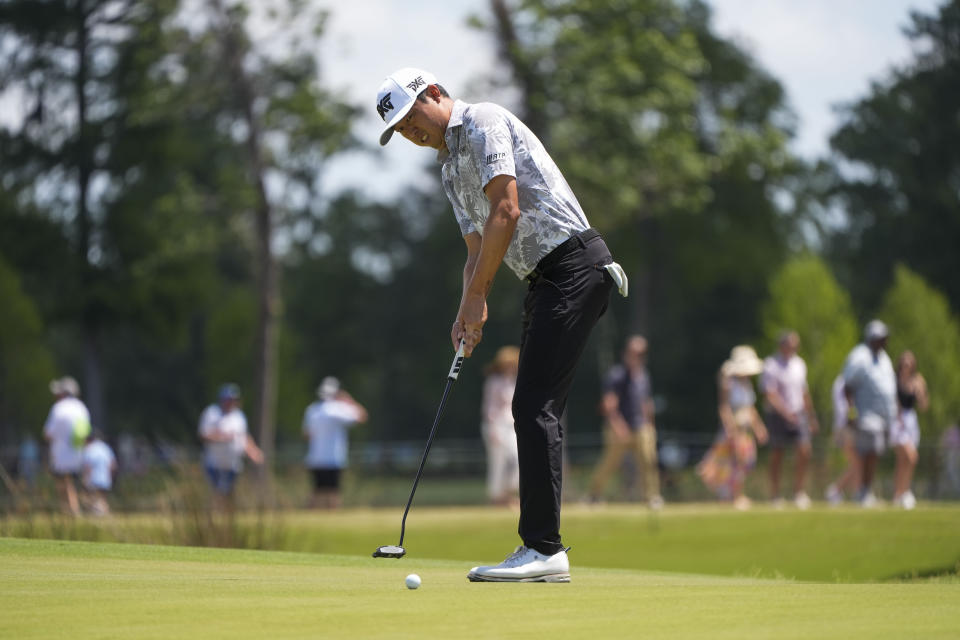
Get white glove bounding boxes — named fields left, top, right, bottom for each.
left=604, top=262, right=629, bottom=297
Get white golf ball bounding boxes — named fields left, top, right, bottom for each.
left=405, top=573, right=421, bottom=590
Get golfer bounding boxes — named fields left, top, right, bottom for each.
left=376, top=67, right=628, bottom=582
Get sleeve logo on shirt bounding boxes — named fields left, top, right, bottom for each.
left=485, top=152, right=506, bottom=164
left=377, top=93, right=394, bottom=120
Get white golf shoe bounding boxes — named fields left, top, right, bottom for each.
left=467, top=546, right=570, bottom=583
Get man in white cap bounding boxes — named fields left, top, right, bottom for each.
left=376, top=67, right=629, bottom=582
left=302, top=377, right=368, bottom=509
left=841, top=320, right=897, bottom=507
left=43, top=376, right=90, bottom=515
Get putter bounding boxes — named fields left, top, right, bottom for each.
left=373, top=340, right=466, bottom=559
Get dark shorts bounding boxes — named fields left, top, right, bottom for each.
left=765, top=411, right=811, bottom=449
left=311, top=468, right=342, bottom=490
left=205, top=466, right=238, bottom=495
left=53, top=471, right=80, bottom=481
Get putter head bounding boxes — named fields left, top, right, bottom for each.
left=372, top=545, right=406, bottom=559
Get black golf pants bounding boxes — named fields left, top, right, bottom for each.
left=513, top=229, right=614, bottom=556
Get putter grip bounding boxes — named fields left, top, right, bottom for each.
left=448, top=341, right=466, bottom=380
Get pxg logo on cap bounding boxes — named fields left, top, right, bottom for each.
left=376, top=67, right=437, bottom=146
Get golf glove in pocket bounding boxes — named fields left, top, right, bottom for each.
left=604, top=262, right=629, bottom=297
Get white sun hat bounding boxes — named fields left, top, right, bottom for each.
left=721, top=345, right=764, bottom=378
left=376, top=67, right=438, bottom=146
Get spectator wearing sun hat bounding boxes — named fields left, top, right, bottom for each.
left=303, top=377, right=368, bottom=509
left=198, top=383, right=263, bottom=511
left=841, top=320, right=897, bottom=507
left=698, top=346, right=769, bottom=510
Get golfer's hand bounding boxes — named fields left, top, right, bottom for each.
left=458, top=293, right=488, bottom=357
left=451, top=320, right=465, bottom=352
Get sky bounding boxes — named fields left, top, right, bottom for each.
left=311, top=0, right=942, bottom=201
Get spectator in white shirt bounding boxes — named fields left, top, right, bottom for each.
left=82, top=430, right=117, bottom=516
left=198, top=384, right=263, bottom=512
left=761, top=331, right=819, bottom=509
left=825, top=374, right=860, bottom=504
left=842, top=320, right=897, bottom=507
left=303, top=377, right=368, bottom=509
left=43, top=376, right=89, bottom=516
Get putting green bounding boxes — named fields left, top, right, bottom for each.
left=1, top=538, right=958, bottom=639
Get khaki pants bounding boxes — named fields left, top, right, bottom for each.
left=590, top=424, right=660, bottom=501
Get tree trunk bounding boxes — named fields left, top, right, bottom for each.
left=489, top=0, right=549, bottom=141
left=212, top=0, right=279, bottom=499
left=74, top=1, right=105, bottom=430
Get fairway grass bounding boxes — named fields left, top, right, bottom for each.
left=1, top=538, right=958, bottom=639
left=4, top=502, right=960, bottom=583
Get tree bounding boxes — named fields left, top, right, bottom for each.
left=826, top=1, right=960, bottom=312
left=0, top=256, right=56, bottom=448
left=195, top=0, right=356, bottom=471
left=759, top=255, right=859, bottom=428
left=0, top=0, right=220, bottom=434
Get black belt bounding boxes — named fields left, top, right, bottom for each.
left=525, top=228, right=600, bottom=282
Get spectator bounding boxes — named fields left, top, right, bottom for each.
left=841, top=320, right=897, bottom=507
left=891, top=350, right=929, bottom=510
left=481, top=347, right=521, bottom=507
left=588, top=335, right=663, bottom=508
left=303, top=377, right=368, bottom=509
left=17, top=433, right=39, bottom=490
left=43, top=376, right=89, bottom=516
left=761, top=331, right=819, bottom=509
left=82, top=430, right=117, bottom=516
left=198, top=384, right=263, bottom=511
left=698, top=346, right=768, bottom=510
left=825, top=374, right=860, bottom=504
left=939, top=422, right=960, bottom=497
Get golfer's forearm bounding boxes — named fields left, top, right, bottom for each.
left=461, top=255, right=478, bottom=306
left=467, top=208, right=517, bottom=298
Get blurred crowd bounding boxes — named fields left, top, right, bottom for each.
left=697, top=320, right=940, bottom=510
left=9, top=320, right=960, bottom=516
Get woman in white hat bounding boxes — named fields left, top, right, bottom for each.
left=698, top=346, right=769, bottom=509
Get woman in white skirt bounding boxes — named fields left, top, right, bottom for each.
left=891, top=350, right=928, bottom=509
left=481, top=346, right=521, bottom=507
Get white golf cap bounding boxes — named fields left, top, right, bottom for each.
left=864, top=319, right=889, bottom=341
left=376, top=67, right=438, bottom=146
left=318, top=376, right=340, bottom=400
left=49, top=376, right=80, bottom=397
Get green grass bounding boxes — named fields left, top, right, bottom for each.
left=270, top=503, right=960, bottom=582
left=4, top=503, right=960, bottom=582
left=1, top=537, right=958, bottom=639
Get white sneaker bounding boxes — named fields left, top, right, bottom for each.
left=794, top=492, right=812, bottom=510
left=825, top=484, right=843, bottom=506
left=896, top=491, right=917, bottom=510
left=648, top=495, right=665, bottom=510
left=859, top=491, right=879, bottom=508
left=467, top=546, right=570, bottom=583
left=771, top=497, right=786, bottom=510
